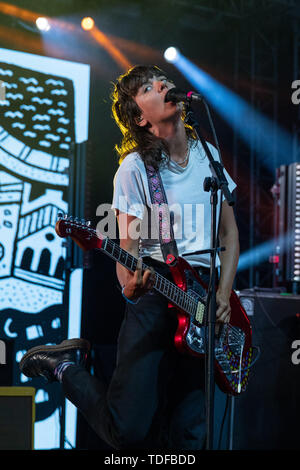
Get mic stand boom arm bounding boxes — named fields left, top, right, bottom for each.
left=185, top=105, right=235, bottom=450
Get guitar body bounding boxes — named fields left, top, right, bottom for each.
left=167, top=256, right=252, bottom=396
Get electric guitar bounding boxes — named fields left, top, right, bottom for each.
left=55, top=214, right=253, bottom=396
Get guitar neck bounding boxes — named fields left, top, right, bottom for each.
left=98, top=234, right=198, bottom=317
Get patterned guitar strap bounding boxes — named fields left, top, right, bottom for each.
left=145, top=164, right=178, bottom=266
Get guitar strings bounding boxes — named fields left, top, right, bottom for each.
left=94, top=231, right=201, bottom=315
left=63, top=218, right=198, bottom=312
left=222, top=346, right=260, bottom=374
left=77, top=224, right=252, bottom=367
left=80, top=228, right=248, bottom=335
left=65, top=220, right=254, bottom=391
left=104, top=237, right=250, bottom=355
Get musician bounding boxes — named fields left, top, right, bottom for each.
left=20, top=65, right=239, bottom=450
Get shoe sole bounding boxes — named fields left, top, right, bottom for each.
left=19, top=338, right=90, bottom=372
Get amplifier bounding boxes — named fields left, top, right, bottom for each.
left=232, top=290, right=300, bottom=450
left=0, top=387, right=35, bottom=450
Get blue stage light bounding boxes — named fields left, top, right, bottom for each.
left=165, top=51, right=293, bottom=172
left=164, top=47, right=180, bottom=63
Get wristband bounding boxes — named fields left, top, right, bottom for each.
left=121, top=286, right=140, bottom=304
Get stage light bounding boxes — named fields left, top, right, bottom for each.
left=164, top=47, right=180, bottom=63
left=166, top=52, right=294, bottom=172
left=237, top=233, right=291, bottom=273
left=90, top=26, right=131, bottom=70
left=36, top=17, right=50, bottom=31
left=81, top=17, right=95, bottom=31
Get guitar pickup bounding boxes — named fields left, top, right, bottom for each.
left=195, top=301, right=205, bottom=324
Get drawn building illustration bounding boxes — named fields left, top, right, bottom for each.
left=0, top=50, right=90, bottom=448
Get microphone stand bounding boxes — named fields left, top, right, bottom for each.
left=184, top=104, right=234, bottom=450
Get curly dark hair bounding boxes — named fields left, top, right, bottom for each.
left=111, top=64, right=195, bottom=169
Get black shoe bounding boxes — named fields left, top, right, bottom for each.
left=19, top=338, right=90, bottom=382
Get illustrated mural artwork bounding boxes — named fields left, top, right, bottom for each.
left=0, top=52, right=90, bottom=445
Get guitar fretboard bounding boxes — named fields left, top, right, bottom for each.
left=95, top=232, right=201, bottom=317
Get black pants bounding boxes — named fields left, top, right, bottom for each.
left=62, top=260, right=211, bottom=450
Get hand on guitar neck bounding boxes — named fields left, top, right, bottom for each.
left=116, top=212, right=155, bottom=302
left=121, top=257, right=155, bottom=302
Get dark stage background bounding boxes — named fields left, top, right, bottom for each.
left=0, top=0, right=300, bottom=451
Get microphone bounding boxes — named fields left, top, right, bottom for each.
left=164, top=87, right=204, bottom=103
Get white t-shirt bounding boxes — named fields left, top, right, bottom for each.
left=111, top=140, right=236, bottom=268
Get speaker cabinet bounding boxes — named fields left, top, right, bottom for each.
left=232, top=290, right=300, bottom=450
left=0, top=387, right=35, bottom=450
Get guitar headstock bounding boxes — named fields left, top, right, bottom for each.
left=55, top=213, right=104, bottom=251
